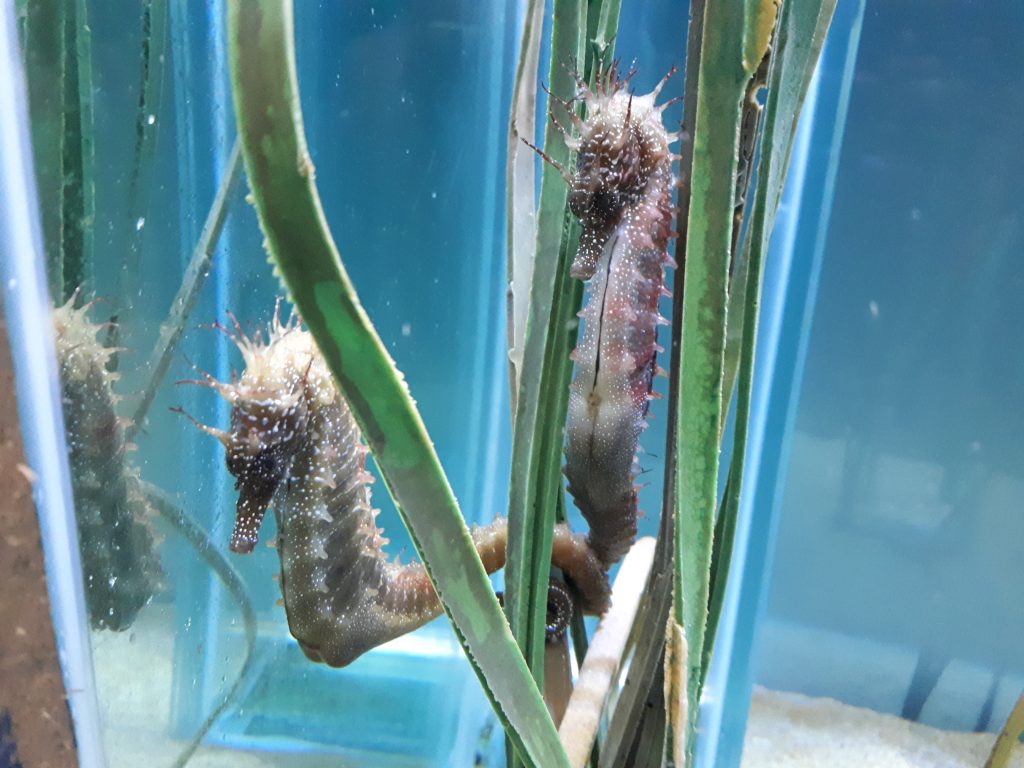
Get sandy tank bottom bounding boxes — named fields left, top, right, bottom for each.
left=89, top=607, right=1023, bottom=767
left=744, top=687, right=1024, bottom=768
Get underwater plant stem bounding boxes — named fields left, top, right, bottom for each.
left=673, top=0, right=776, bottom=761
left=225, top=3, right=567, bottom=766
left=703, top=0, right=839, bottom=691
left=504, top=0, right=625, bottom=732
left=141, top=484, right=256, bottom=768
left=127, top=138, right=242, bottom=439
left=123, top=0, right=168, bottom=299
left=558, top=538, right=656, bottom=768
left=504, top=0, right=587, bottom=705
left=598, top=3, right=705, bottom=766
left=505, top=0, right=545, bottom=415
left=587, top=0, right=623, bottom=63
left=986, top=693, right=1024, bottom=768
left=60, top=0, right=94, bottom=298
left=702, top=462, right=736, bottom=686
left=23, top=0, right=66, bottom=300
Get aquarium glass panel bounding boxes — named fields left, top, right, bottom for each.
left=752, top=0, right=1024, bottom=748
left=27, top=1, right=550, bottom=764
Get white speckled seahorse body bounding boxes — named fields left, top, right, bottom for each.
left=561, top=66, right=678, bottom=567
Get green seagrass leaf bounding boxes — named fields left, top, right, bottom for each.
left=225, top=3, right=569, bottom=766
left=706, top=0, right=839, bottom=700
left=672, top=1, right=752, bottom=760
left=677, top=0, right=837, bottom=762
left=503, top=0, right=623, bottom=732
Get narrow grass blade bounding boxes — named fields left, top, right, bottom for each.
left=225, top=3, right=567, bottom=765
left=127, top=138, right=242, bottom=439
left=504, top=0, right=587, bottom=688
left=986, top=693, right=1024, bottom=768
left=505, top=0, right=545, bottom=414
left=702, top=462, right=735, bottom=684
left=720, top=0, right=837, bottom=427
left=141, top=483, right=256, bottom=768
left=123, top=0, right=169, bottom=300
left=587, top=0, right=622, bottom=64
left=673, top=0, right=777, bottom=761
left=654, top=1, right=707, bottom=762
left=505, top=7, right=622, bottom=765
left=703, top=0, right=838, bottom=691
left=61, top=0, right=94, bottom=297
left=23, top=0, right=66, bottom=300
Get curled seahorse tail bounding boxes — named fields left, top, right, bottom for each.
left=551, top=524, right=612, bottom=613
left=472, top=518, right=611, bottom=614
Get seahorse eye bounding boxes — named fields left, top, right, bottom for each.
left=590, top=189, right=621, bottom=217
left=569, top=188, right=592, bottom=218
left=249, top=447, right=281, bottom=480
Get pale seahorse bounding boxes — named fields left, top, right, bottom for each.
left=551, top=64, right=679, bottom=568
left=185, top=312, right=610, bottom=667
left=53, top=298, right=162, bottom=630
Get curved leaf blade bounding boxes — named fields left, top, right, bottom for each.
left=225, top=3, right=568, bottom=766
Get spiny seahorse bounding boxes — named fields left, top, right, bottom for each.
left=185, top=312, right=610, bottom=667
left=537, top=64, right=679, bottom=568
left=53, top=297, right=162, bottom=630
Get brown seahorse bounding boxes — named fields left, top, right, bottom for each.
left=184, top=312, right=610, bottom=667
left=53, top=297, right=162, bottom=630
left=537, top=64, right=679, bottom=568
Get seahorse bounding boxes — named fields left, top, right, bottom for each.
left=185, top=312, right=610, bottom=667
left=53, top=297, right=162, bottom=630
left=548, top=64, right=679, bottom=568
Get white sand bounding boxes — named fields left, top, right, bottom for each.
left=744, top=687, right=1024, bottom=768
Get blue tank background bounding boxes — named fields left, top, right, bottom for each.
left=9, top=0, right=1022, bottom=765
left=73, top=0, right=692, bottom=763
left=754, top=0, right=1024, bottom=735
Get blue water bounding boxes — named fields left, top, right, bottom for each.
left=12, top=0, right=1022, bottom=765
left=73, top=0, right=691, bottom=764
left=81, top=1, right=530, bottom=764
left=707, top=1, right=1024, bottom=765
